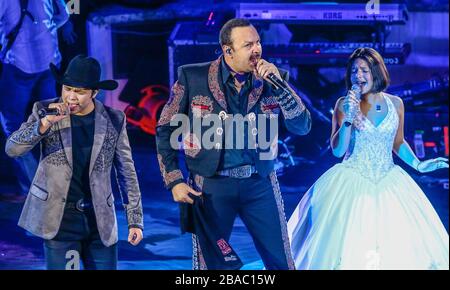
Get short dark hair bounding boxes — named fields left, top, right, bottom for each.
left=219, top=18, right=252, bottom=47
left=345, top=47, right=390, bottom=93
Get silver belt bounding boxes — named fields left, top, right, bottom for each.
left=216, top=165, right=257, bottom=179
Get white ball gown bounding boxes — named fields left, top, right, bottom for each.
left=287, top=94, right=449, bottom=270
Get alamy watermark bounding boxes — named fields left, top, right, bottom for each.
left=366, top=0, right=380, bottom=15
left=66, top=0, right=80, bottom=15
left=65, top=250, right=80, bottom=270
left=168, top=113, right=280, bottom=161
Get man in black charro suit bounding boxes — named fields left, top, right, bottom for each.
left=156, top=19, right=311, bottom=270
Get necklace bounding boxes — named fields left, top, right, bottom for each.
left=373, top=93, right=383, bottom=112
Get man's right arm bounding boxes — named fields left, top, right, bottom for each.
left=5, top=102, right=51, bottom=157
left=155, top=67, right=190, bottom=190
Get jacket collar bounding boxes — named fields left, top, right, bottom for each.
left=208, top=55, right=263, bottom=113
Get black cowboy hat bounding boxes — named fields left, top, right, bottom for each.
left=50, top=54, right=118, bottom=90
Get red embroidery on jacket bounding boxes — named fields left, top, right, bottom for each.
left=217, top=239, right=232, bottom=256
left=183, top=133, right=201, bottom=158
left=158, top=81, right=185, bottom=126
left=191, top=95, right=214, bottom=118
left=157, top=154, right=183, bottom=186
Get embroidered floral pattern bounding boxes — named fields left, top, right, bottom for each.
left=45, top=151, right=69, bottom=166
left=93, top=124, right=119, bottom=173
left=208, top=58, right=227, bottom=110
left=183, top=133, right=201, bottom=158
left=269, top=171, right=296, bottom=270
left=165, top=170, right=184, bottom=185
left=126, top=206, right=144, bottom=229
left=42, top=131, right=69, bottom=166
left=9, top=121, right=42, bottom=144
left=158, top=81, right=185, bottom=126
left=192, top=234, right=208, bottom=270
left=274, top=88, right=307, bottom=120
left=260, top=96, right=281, bottom=118
left=292, top=91, right=307, bottom=112
left=42, top=131, right=62, bottom=156
left=157, top=154, right=184, bottom=186
left=191, top=95, right=214, bottom=118
left=342, top=94, right=398, bottom=183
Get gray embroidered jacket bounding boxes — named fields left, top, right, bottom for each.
left=5, top=98, right=143, bottom=246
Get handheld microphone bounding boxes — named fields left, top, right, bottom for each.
left=250, top=57, right=288, bottom=90
left=350, top=84, right=362, bottom=100
left=267, top=73, right=288, bottom=91
left=37, top=108, right=61, bottom=118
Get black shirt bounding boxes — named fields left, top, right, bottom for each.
left=67, top=109, right=95, bottom=203
left=217, top=58, right=256, bottom=170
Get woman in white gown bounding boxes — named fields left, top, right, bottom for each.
left=287, top=47, right=449, bottom=270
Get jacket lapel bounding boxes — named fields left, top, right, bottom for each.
left=207, top=55, right=264, bottom=113
left=58, top=116, right=73, bottom=170
left=89, top=100, right=108, bottom=175
left=208, top=56, right=228, bottom=111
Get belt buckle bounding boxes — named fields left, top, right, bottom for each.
left=76, top=199, right=87, bottom=212
left=231, top=165, right=252, bottom=179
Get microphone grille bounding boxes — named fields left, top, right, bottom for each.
left=37, top=108, right=46, bottom=118
left=351, top=84, right=361, bottom=94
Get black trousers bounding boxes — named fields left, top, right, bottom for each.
left=193, top=173, right=294, bottom=270
left=43, top=207, right=117, bottom=270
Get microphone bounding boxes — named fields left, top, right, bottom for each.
left=250, top=57, right=288, bottom=90
left=350, top=84, right=362, bottom=100
left=267, top=73, right=288, bottom=91
left=37, top=108, right=61, bottom=118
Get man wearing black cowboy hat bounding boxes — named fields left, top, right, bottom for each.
left=5, top=55, right=144, bottom=270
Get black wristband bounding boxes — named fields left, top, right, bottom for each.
left=343, top=121, right=352, bottom=127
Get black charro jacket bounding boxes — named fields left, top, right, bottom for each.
left=156, top=56, right=311, bottom=190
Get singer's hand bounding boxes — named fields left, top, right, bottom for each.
left=342, top=91, right=360, bottom=124
left=128, top=227, right=143, bottom=246
left=39, top=103, right=69, bottom=134
left=255, top=59, right=281, bottom=85
left=417, top=157, right=449, bottom=173
left=171, top=183, right=202, bottom=204
left=47, top=103, right=70, bottom=122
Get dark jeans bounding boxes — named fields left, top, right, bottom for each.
left=0, top=64, right=56, bottom=195
left=200, top=174, right=291, bottom=270
left=43, top=207, right=117, bottom=270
